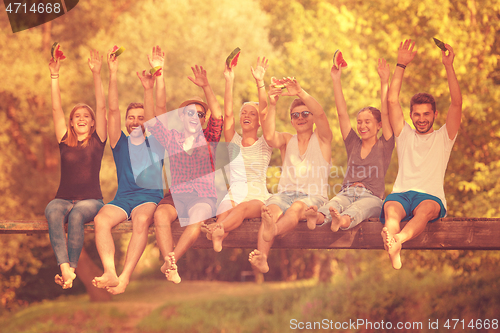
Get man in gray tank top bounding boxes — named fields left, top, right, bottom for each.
left=249, top=76, right=333, bottom=274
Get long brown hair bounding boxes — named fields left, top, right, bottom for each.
left=62, top=103, right=96, bottom=147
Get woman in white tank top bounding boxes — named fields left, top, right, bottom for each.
left=201, top=57, right=273, bottom=252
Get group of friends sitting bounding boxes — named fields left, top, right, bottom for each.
left=45, top=39, right=462, bottom=294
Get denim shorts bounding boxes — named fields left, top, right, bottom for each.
left=380, top=190, right=446, bottom=223
left=107, top=194, right=162, bottom=219
left=266, top=191, right=327, bottom=214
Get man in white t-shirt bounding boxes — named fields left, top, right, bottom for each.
left=380, top=39, right=462, bottom=269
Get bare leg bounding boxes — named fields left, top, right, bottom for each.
left=154, top=204, right=178, bottom=276
left=106, top=203, right=156, bottom=295
left=213, top=200, right=263, bottom=252
left=249, top=205, right=281, bottom=273
left=330, top=207, right=351, bottom=232
left=92, top=205, right=127, bottom=288
left=381, top=201, right=405, bottom=269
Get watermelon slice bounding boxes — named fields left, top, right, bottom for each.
left=111, top=45, right=125, bottom=57
left=270, top=77, right=286, bottom=89
left=432, top=37, right=447, bottom=51
left=51, top=42, right=66, bottom=61
left=333, top=49, right=347, bottom=69
left=150, top=66, right=162, bottom=77
left=226, top=47, right=241, bottom=68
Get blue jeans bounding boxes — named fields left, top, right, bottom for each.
left=45, top=198, right=104, bottom=268
left=266, top=191, right=327, bottom=214
left=317, top=186, right=383, bottom=230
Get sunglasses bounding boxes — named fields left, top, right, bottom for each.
left=184, top=109, right=206, bottom=118
left=290, top=111, right=311, bottom=119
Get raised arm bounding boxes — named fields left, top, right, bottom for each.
left=251, top=56, right=269, bottom=131
left=223, top=63, right=235, bottom=141
left=377, top=58, right=393, bottom=140
left=49, top=58, right=67, bottom=143
left=107, top=49, right=121, bottom=148
left=188, top=65, right=222, bottom=119
left=388, top=39, right=416, bottom=137
left=88, top=50, right=107, bottom=142
left=137, top=70, right=155, bottom=123
left=442, top=44, right=462, bottom=140
left=282, top=77, right=333, bottom=144
left=148, top=45, right=166, bottom=116
left=330, top=65, right=351, bottom=140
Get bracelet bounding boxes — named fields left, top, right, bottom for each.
left=257, top=84, right=265, bottom=89
left=396, top=63, right=406, bottom=69
left=51, top=74, right=59, bottom=79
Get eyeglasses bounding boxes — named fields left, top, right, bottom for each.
left=184, top=109, right=206, bottom=118
left=290, top=111, right=311, bottom=119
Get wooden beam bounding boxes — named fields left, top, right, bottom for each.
left=1, top=218, right=499, bottom=250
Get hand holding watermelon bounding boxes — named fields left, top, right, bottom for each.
left=397, top=39, right=417, bottom=66
left=441, top=44, right=455, bottom=67
left=88, top=49, right=103, bottom=74
left=268, top=79, right=283, bottom=106
left=48, top=57, right=61, bottom=75
left=107, top=47, right=119, bottom=74
left=280, top=77, right=303, bottom=97
left=224, top=62, right=234, bottom=82
left=330, top=62, right=342, bottom=82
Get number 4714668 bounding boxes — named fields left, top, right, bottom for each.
left=444, top=319, right=498, bottom=330
left=5, top=2, right=62, bottom=14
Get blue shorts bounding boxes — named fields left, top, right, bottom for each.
left=380, top=190, right=446, bottom=223
left=266, top=191, right=327, bottom=214
left=107, top=194, right=162, bottom=219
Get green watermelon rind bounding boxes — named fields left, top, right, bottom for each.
left=226, top=47, right=241, bottom=67
left=432, top=37, right=447, bottom=51
left=51, top=42, right=59, bottom=59
left=112, top=46, right=125, bottom=57
left=150, top=66, right=162, bottom=76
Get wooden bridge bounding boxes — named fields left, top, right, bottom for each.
left=2, top=217, right=499, bottom=250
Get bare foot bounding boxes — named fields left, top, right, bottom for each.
left=60, top=265, right=76, bottom=289
left=92, top=272, right=119, bottom=289
left=201, top=222, right=213, bottom=240
left=330, top=207, right=350, bottom=232
left=305, top=205, right=319, bottom=230
left=381, top=227, right=402, bottom=270
left=106, top=276, right=129, bottom=295
left=261, top=206, right=277, bottom=242
left=212, top=223, right=225, bottom=252
left=162, top=252, right=181, bottom=284
left=248, top=249, right=269, bottom=273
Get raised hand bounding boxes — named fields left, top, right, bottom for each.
left=224, top=63, right=234, bottom=82
left=88, top=49, right=102, bottom=74
left=49, top=57, right=60, bottom=74
left=377, top=58, right=390, bottom=83
left=442, top=44, right=455, bottom=67
left=330, top=64, right=342, bottom=82
left=268, top=86, right=283, bottom=106
left=397, top=39, right=417, bottom=66
left=148, top=45, right=165, bottom=69
left=107, top=47, right=118, bottom=74
left=281, top=77, right=303, bottom=96
left=187, top=65, right=209, bottom=87
left=251, top=57, right=269, bottom=82
left=137, top=70, right=155, bottom=90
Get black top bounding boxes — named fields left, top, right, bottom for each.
left=55, top=131, right=106, bottom=200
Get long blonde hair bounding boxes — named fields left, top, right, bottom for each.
left=62, top=103, right=96, bottom=147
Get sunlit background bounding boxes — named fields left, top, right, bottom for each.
left=1, top=0, right=499, bottom=331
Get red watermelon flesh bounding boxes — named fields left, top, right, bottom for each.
left=226, top=47, right=241, bottom=68
left=51, top=43, right=66, bottom=61
left=111, top=45, right=125, bottom=57
left=333, top=49, right=347, bottom=69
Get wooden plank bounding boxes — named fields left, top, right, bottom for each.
left=1, top=218, right=500, bottom=250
